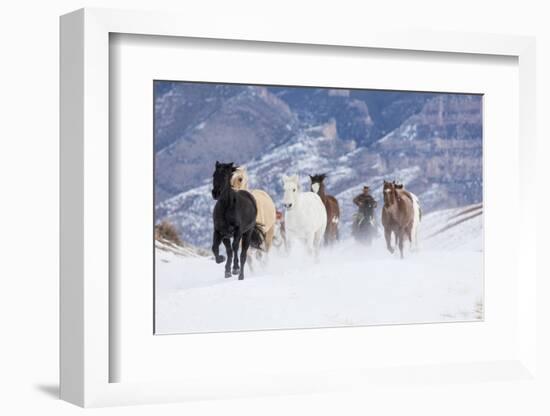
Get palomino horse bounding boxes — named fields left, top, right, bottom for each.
left=230, top=166, right=277, bottom=253
left=309, top=173, right=340, bottom=245
left=282, top=174, right=327, bottom=259
left=381, top=180, right=417, bottom=259
left=211, top=162, right=265, bottom=280
left=351, top=186, right=378, bottom=245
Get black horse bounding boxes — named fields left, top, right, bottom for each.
left=211, top=161, right=265, bottom=280
left=351, top=187, right=378, bottom=245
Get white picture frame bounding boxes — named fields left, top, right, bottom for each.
left=60, top=7, right=537, bottom=407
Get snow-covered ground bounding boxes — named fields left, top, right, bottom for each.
left=155, top=204, right=483, bottom=334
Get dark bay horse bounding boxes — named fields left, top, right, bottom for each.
left=381, top=180, right=415, bottom=259
left=309, top=173, right=340, bottom=245
left=352, top=186, right=378, bottom=245
left=211, top=161, right=265, bottom=280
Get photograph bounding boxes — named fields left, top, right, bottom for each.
left=154, top=80, right=483, bottom=334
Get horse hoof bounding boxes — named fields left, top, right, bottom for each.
left=216, top=255, right=225, bottom=264
left=232, top=268, right=240, bottom=275
left=238, top=275, right=244, bottom=280
left=224, top=271, right=232, bottom=278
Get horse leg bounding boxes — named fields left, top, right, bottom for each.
left=398, top=229, right=405, bottom=259
left=313, top=230, right=323, bottom=261
left=328, top=223, right=335, bottom=245
left=222, top=238, right=232, bottom=278
left=265, top=225, right=274, bottom=253
left=231, top=233, right=242, bottom=275
left=212, top=231, right=225, bottom=263
left=284, top=234, right=292, bottom=254
left=323, top=224, right=331, bottom=246
left=384, top=227, right=394, bottom=254
left=306, top=233, right=316, bottom=257
left=258, top=225, right=274, bottom=267
left=407, top=225, right=414, bottom=251
left=239, top=231, right=251, bottom=280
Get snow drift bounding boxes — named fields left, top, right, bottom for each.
left=155, top=204, right=483, bottom=334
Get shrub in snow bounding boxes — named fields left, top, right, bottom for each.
left=155, top=220, right=182, bottom=246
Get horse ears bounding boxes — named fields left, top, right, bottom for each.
left=291, top=174, right=299, bottom=183
left=215, top=160, right=220, bottom=167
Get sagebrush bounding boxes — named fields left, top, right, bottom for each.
left=155, top=220, right=182, bottom=245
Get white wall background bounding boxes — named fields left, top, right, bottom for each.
left=0, top=0, right=547, bottom=415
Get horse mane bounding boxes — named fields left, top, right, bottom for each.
left=310, top=173, right=327, bottom=183
left=310, top=173, right=328, bottom=197
left=231, top=166, right=249, bottom=190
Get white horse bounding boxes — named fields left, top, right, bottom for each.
left=281, top=175, right=327, bottom=258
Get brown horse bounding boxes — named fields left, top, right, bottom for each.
left=381, top=180, right=415, bottom=259
left=309, top=173, right=340, bottom=245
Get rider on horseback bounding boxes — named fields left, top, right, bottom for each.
left=353, top=186, right=377, bottom=221
left=352, top=186, right=378, bottom=244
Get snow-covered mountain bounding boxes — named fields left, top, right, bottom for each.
left=155, top=83, right=298, bottom=201
left=154, top=82, right=482, bottom=248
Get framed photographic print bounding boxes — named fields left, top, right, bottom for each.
left=60, top=8, right=538, bottom=407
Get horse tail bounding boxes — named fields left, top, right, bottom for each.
left=410, top=192, right=421, bottom=250
left=250, top=223, right=266, bottom=251
left=414, top=195, right=422, bottom=223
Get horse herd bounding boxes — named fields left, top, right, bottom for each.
left=211, top=161, right=422, bottom=280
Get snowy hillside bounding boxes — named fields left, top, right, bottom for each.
left=421, top=203, right=483, bottom=251
left=155, top=238, right=210, bottom=259
left=155, top=204, right=483, bottom=334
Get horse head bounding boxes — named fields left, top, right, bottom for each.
left=230, top=166, right=249, bottom=190
left=309, top=173, right=327, bottom=195
left=282, top=174, right=300, bottom=210
left=383, top=180, right=398, bottom=207
left=383, top=180, right=405, bottom=207
left=212, top=161, right=236, bottom=200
